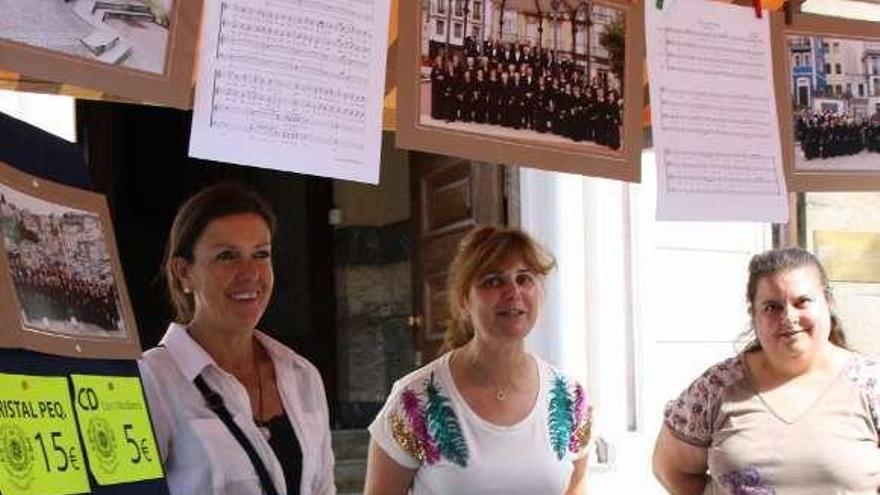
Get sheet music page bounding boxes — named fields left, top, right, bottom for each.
left=645, top=0, right=788, bottom=221
left=189, top=0, right=390, bottom=183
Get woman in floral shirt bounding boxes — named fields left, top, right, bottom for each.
left=365, top=226, right=592, bottom=495
left=653, top=247, right=880, bottom=494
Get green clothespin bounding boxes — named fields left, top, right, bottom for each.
left=656, top=0, right=664, bottom=9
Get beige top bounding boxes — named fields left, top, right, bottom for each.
left=665, top=353, right=880, bottom=494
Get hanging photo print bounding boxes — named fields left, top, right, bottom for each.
left=0, top=0, right=201, bottom=108
left=773, top=10, right=880, bottom=190
left=396, top=0, right=644, bottom=181
left=0, top=161, right=140, bottom=359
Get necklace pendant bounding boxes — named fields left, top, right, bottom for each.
left=495, top=389, right=506, bottom=402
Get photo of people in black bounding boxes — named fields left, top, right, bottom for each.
left=788, top=35, right=880, bottom=170
left=796, top=110, right=880, bottom=162
left=0, top=185, right=126, bottom=337
left=419, top=1, right=626, bottom=151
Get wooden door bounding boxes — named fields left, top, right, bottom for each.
left=410, top=152, right=509, bottom=364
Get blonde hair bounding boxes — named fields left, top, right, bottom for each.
left=442, top=226, right=556, bottom=351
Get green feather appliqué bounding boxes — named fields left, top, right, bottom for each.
left=548, top=374, right=574, bottom=460
left=425, top=372, right=469, bottom=467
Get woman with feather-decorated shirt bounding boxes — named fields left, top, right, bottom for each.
left=366, top=226, right=592, bottom=495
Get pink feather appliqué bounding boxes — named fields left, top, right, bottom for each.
left=569, top=383, right=587, bottom=452
left=401, top=387, right=441, bottom=464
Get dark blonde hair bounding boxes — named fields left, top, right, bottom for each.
left=744, top=246, right=846, bottom=350
left=443, top=226, right=556, bottom=350
left=162, top=183, right=276, bottom=323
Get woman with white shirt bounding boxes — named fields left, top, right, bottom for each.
left=365, top=226, right=591, bottom=495
left=139, top=183, right=335, bottom=495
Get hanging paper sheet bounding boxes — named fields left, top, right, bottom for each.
left=646, top=0, right=789, bottom=221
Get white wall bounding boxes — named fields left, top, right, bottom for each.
left=519, top=152, right=772, bottom=493
left=0, top=90, right=76, bottom=142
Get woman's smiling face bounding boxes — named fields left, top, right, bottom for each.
left=177, top=212, right=274, bottom=335
left=751, top=265, right=833, bottom=366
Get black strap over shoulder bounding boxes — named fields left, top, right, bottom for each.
left=193, top=375, right=281, bottom=495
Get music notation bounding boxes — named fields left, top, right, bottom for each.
left=645, top=0, right=788, bottom=221
left=660, top=25, right=767, bottom=82
left=209, top=0, right=372, bottom=150
left=659, top=87, right=771, bottom=140
left=189, top=0, right=388, bottom=183
left=665, top=149, right=781, bottom=196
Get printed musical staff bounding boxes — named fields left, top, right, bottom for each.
left=190, top=0, right=388, bottom=183
left=645, top=0, right=788, bottom=221
left=208, top=0, right=373, bottom=153
left=658, top=88, right=771, bottom=140
left=664, top=149, right=781, bottom=195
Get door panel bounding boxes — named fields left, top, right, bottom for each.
left=424, top=163, right=473, bottom=232
left=410, top=152, right=506, bottom=364
left=424, top=273, right=452, bottom=341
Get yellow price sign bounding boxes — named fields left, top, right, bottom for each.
left=70, top=375, right=163, bottom=485
left=0, top=373, right=89, bottom=495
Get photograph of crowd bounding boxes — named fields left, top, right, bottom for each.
left=0, top=0, right=173, bottom=74
left=795, top=111, right=880, bottom=162
left=787, top=34, right=880, bottom=171
left=0, top=184, right=126, bottom=338
left=418, top=0, right=627, bottom=151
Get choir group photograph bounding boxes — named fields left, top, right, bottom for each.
left=788, top=34, right=880, bottom=171
left=418, top=0, right=627, bottom=152
left=0, top=185, right=125, bottom=337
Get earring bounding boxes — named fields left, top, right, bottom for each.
left=183, top=286, right=192, bottom=294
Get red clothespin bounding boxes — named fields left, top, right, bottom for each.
left=752, top=0, right=763, bottom=18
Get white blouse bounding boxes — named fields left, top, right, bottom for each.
left=139, top=323, right=335, bottom=495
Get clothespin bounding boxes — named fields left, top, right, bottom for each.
left=752, top=0, right=763, bottom=19
left=656, top=0, right=664, bottom=10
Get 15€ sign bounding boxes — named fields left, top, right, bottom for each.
left=0, top=374, right=89, bottom=495
left=70, top=375, right=163, bottom=486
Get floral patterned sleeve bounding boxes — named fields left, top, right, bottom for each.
left=663, top=356, right=743, bottom=448
left=843, top=354, right=880, bottom=443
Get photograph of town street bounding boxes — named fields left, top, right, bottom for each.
left=0, top=0, right=173, bottom=74
left=418, top=0, right=626, bottom=151
left=789, top=35, right=880, bottom=171
left=0, top=184, right=126, bottom=338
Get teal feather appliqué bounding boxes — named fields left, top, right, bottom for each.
left=425, top=372, right=469, bottom=467
left=548, top=374, right=574, bottom=460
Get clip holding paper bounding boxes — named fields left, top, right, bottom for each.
left=783, top=0, right=794, bottom=25
left=656, top=0, right=664, bottom=10
left=752, top=0, right=763, bottom=18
